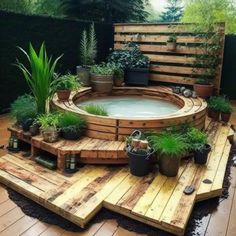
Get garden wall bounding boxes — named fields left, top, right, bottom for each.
left=0, top=11, right=113, bottom=113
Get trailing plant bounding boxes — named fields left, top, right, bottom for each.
left=37, top=113, right=61, bottom=130
left=15, top=42, right=62, bottom=114
left=51, top=73, right=81, bottom=92
left=10, top=94, right=37, bottom=123
left=107, top=43, right=150, bottom=70
left=58, top=112, right=86, bottom=129
left=80, top=23, right=97, bottom=66
left=82, top=104, right=108, bottom=116
left=90, top=63, right=114, bottom=76
left=148, top=131, right=189, bottom=158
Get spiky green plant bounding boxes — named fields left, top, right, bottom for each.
left=15, top=43, right=62, bottom=114
left=80, top=23, right=97, bottom=65
left=58, top=112, right=86, bottom=129
left=82, top=104, right=108, bottom=116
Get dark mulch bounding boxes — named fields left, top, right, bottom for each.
left=7, top=145, right=236, bottom=236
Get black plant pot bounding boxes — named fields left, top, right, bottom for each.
left=22, top=118, right=34, bottom=132
left=61, top=127, right=81, bottom=140
left=127, top=148, right=154, bottom=177
left=125, top=68, right=149, bottom=86
left=194, top=144, right=211, bottom=165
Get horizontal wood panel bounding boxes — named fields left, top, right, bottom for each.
left=114, top=43, right=205, bottom=55
left=85, top=130, right=117, bottom=141
left=86, top=123, right=117, bottom=134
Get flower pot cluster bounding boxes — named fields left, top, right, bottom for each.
left=207, top=96, right=233, bottom=122
left=126, top=127, right=211, bottom=178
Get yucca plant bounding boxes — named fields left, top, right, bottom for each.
left=80, top=23, right=97, bottom=66
left=15, top=42, right=62, bottom=114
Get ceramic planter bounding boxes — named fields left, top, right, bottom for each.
left=41, top=127, right=59, bottom=143
left=166, top=41, right=177, bottom=51
left=57, top=90, right=71, bottom=101
left=159, top=155, right=180, bottom=177
left=194, top=144, right=211, bottom=165
left=76, top=66, right=90, bottom=86
left=221, top=112, right=231, bottom=123
left=91, top=74, right=113, bottom=93
left=125, top=68, right=149, bottom=86
left=193, top=84, right=214, bottom=99
left=208, top=109, right=220, bottom=121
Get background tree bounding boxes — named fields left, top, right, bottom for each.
left=0, top=0, right=32, bottom=14
left=160, top=0, right=183, bottom=22
left=61, top=0, right=149, bottom=23
left=182, top=0, right=236, bottom=34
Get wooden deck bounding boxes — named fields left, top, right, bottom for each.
left=0, top=119, right=234, bottom=235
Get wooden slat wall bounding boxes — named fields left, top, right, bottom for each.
left=114, top=23, right=225, bottom=93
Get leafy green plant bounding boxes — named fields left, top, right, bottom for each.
left=80, top=23, right=97, bottom=65
left=90, top=63, right=114, bottom=76
left=10, top=94, right=37, bottom=123
left=58, top=112, right=86, bottom=129
left=148, top=132, right=189, bottom=158
left=37, top=113, right=61, bottom=130
left=185, top=127, right=208, bottom=151
left=15, top=43, right=62, bottom=114
left=207, top=96, right=226, bottom=112
left=108, top=63, right=124, bottom=78
left=82, top=104, right=108, bottom=116
left=108, top=43, right=150, bottom=69
left=221, top=102, right=233, bottom=114
left=51, top=73, right=81, bottom=91
left=195, top=78, right=212, bottom=85
left=167, top=35, right=177, bottom=42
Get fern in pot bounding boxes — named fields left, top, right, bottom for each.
left=77, top=23, right=97, bottom=86
left=186, top=128, right=211, bottom=165
left=220, top=99, right=233, bottom=123
left=58, top=112, right=86, bottom=140
left=37, top=113, right=60, bottom=143
left=51, top=73, right=81, bottom=101
left=207, top=96, right=225, bottom=121
left=90, top=63, right=114, bottom=93
left=148, top=132, right=189, bottom=177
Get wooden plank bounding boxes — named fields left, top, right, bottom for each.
left=87, top=123, right=117, bottom=134
left=85, top=130, right=117, bottom=141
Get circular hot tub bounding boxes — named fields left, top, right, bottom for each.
left=53, top=86, right=207, bottom=141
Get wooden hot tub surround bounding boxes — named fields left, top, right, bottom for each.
left=52, top=86, right=207, bottom=141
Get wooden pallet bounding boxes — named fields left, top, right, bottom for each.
left=1, top=121, right=234, bottom=235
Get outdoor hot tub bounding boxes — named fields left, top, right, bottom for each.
left=53, top=86, right=207, bottom=141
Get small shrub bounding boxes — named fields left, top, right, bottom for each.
left=58, top=112, right=86, bottom=130
left=90, top=63, right=114, bottom=76
left=207, top=96, right=228, bottom=112
left=82, top=104, right=108, bottom=116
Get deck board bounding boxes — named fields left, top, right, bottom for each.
left=0, top=120, right=234, bottom=235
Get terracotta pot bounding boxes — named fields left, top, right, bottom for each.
left=76, top=66, right=90, bottom=86
left=113, top=76, right=124, bottom=87
left=208, top=109, right=220, bottom=121
left=91, top=74, right=113, bottom=93
left=57, top=90, right=71, bottom=101
left=193, top=84, right=214, bottom=99
left=221, top=112, right=231, bottom=123
left=159, top=155, right=180, bottom=177
left=166, top=41, right=176, bottom=51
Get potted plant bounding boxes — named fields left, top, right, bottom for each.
left=126, top=130, right=155, bottom=177
left=10, top=94, right=38, bottom=131
left=58, top=112, right=86, bottom=140
left=110, top=63, right=124, bottom=87
left=90, top=63, right=114, bottom=93
left=207, top=96, right=224, bottom=121
left=186, top=127, right=211, bottom=165
left=220, top=100, right=233, bottom=123
left=108, top=43, right=150, bottom=86
left=148, top=132, right=189, bottom=177
left=51, top=73, right=81, bottom=101
left=37, top=113, right=60, bottom=143
left=193, top=78, right=214, bottom=99
left=77, top=23, right=97, bottom=86
left=167, top=35, right=177, bottom=51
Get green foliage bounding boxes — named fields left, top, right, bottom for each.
left=10, top=94, right=37, bottom=123
left=195, top=78, right=212, bottom=85
left=58, top=112, right=86, bottom=129
left=207, top=96, right=228, bottom=112
left=185, top=127, right=208, bottom=151
left=167, top=35, right=177, bottom=42
left=37, top=113, right=61, bottom=129
left=90, top=63, right=114, bottom=76
left=108, top=43, right=150, bottom=70
left=80, top=23, right=97, bottom=66
left=148, top=132, right=189, bottom=158
left=160, top=0, right=183, bottom=22
left=221, top=102, right=233, bottom=114
left=0, top=0, right=32, bottom=14
left=82, top=104, right=108, bottom=116
left=15, top=43, right=62, bottom=114
left=62, top=0, right=149, bottom=23
left=107, top=63, right=124, bottom=78
left=182, top=0, right=236, bottom=34
left=51, top=73, right=81, bottom=91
